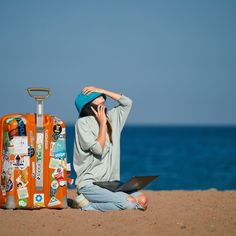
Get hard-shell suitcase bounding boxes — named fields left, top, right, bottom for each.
left=0, top=88, right=71, bottom=209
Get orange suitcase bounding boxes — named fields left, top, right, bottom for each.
left=0, top=88, right=71, bottom=209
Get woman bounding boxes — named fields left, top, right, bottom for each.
left=71, top=86, right=148, bottom=212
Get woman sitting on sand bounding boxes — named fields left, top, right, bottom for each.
left=70, top=86, right=148, bottom=212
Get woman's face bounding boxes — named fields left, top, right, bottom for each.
left=92, top=96, right=105, bottom=106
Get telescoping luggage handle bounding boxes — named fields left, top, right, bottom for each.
left=27, top=87, right=51, bottom=191
left=27, top=87, right=51, bottom=131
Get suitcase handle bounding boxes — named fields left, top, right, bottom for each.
left=27, top=87, right=51, bottom=100
left=27, top=87, right=51, bottom=131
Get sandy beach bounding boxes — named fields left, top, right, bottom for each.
left=0, top=189, right=236, bottom=236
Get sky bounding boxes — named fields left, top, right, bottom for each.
left=0, top=0, right=235, bottom=125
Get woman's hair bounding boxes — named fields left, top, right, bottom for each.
left=80, top=103, right=100, bottom=118
left=80, top=102, right=113, bottom=144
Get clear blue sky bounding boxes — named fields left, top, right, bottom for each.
left=0, top=0, right=235, bottom=125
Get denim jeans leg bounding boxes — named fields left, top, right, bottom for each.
left=78, top=183, right=138, bottom=212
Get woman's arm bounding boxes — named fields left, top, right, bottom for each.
left=108, top=95, right=133, bottom=131
left=82, top=86, right=122, bottom=101
left=82, top=85, right=132, bottom=133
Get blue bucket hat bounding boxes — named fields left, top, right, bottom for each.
left=75, top=91, right=106, bottom=114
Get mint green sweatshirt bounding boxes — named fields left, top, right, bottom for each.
left=73, top=95, right=133, bottom=189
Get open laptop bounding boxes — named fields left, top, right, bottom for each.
left=93, top=175, right=158, bottom=193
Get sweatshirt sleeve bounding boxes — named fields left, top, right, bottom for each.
left=76, top=119, right=103, bottom=156
left=108, top=95, right=133, bottom=131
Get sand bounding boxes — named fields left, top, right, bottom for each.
left=0, top=189, right=236, bottom=236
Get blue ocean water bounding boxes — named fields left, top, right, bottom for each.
left=66, top=125, right=236, bottom=190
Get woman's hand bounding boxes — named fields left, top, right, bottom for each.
left=91, top=105, right=107, bottom=127
left=82, top=86, right=104, bottom=95
left=82, top=86, right=122, bottom=101
left=91, top=105, right=107, bottom=151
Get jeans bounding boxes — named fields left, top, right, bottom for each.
left=78, top=183, right=143, bottom=212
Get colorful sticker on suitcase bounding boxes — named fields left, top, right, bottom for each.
left=0, top=171, right=7, bottom=196
left=58, top=130, right=66, bottom=140
left=16, top=168, right=29, bottom=187
left=36, top=133, right=44, bottom=188
left=7, top=117, right=26, bottom=139
left=12, top=155, right=29, bottom=169
left=34, top=194, right=45, bottom=208
left=48, top=196, right=61, bottom=207
left=17, top=187, right=29, bottom=199
left=45, top=129, right=49, bottom=150
left=2, top=149, right=14, bottom=194
left=5, top=116, right=20, bottom=139
left=32, top=161, right=36, bottom=178
left=53, top=140, right=66, bottom=159
left=52, top=124, right=62, bottom=142
left=6, top=179, right=13, bottom=192
left=49, top=158, right=61, bottom=169
left=52, top=168, right=66, bottom=186
left=11, top=137, right=28, bottom=155
left=16, top=117, right=27, bottom=136
left=3, top=131, right=10, bottom=148
left=28, top=130, right=35, bottom=157
left=18, top=199, right=28, bottom=208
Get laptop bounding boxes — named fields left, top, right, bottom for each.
left=93, top=175, right=158, bottom=193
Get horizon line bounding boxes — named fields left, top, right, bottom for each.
left=65, top=123, right=236, bottom=127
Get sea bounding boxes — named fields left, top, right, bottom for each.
left=66, top=125, right=236, bottom=191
